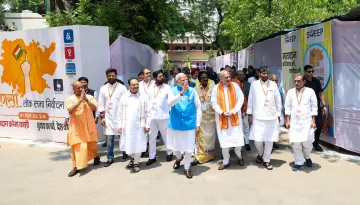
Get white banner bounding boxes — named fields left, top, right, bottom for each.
left=0, top=26, right=110, bottom=143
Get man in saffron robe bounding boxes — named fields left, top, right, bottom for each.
left=211, top=70, right=245, bottom=170
left=66, top=81, right=100, bottom=177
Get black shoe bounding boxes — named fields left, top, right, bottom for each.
left=173, top=156, right=184, bottom=169
left=184, top=169, right=193, bottom=179
left=104, top=160, right=113, bottom=167
left=122, top=152, right=128, bottom=159
left=190, top=159, right=200, bottom=166
left=132, top=164, right=140, bottom=173
left=313, top=144, right=323, bottom=152
left=126, top=159, right=134, bottom=169
left=245, top=144, right=251, bottom=151
left=102, top=142, right=107, bottom=147
left=146, top=158, right=157, bottom=166
left=68, top=168, right=79, bottom=177
left=166, top=153, right=173, bottom=162
left=273, top=143, right=279, bottom=149
left=141, top=152, right=149, bottom=158
left=93, top=156, right=100, bottom=166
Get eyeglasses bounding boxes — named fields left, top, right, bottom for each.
left=307, top=71, right=314, bottom=73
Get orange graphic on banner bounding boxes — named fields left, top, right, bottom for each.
left=309, top=48, right=324, bottom=67
left=18, top=112, right=49, bottom=120
left=0, top=39, right=57, bottom=97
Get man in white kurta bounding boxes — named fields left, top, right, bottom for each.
left=139, top=68, right=155, bottom=96
left=211, top=70, right=245, bottom=170
left=247, top=66, right=282, bottom=170
left=167, top=73, right=202, bottom=179
left=117, top=78, right=152, bottom=173
left=146, top=70, right=173, bottom=166
left=285, top=74, right=318, bottom=171
left=98, top=68, right=127, bottom=167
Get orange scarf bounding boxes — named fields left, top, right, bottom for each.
left=217, top=82, right=240, bottom=129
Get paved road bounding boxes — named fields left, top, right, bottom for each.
left=1, top=135, right=359, bottom=205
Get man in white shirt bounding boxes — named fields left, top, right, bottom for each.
left=285, top=73, right=318, bottom=171
left=98, top=68, right=127, bottom=167
left=146, top=70, right=173, bottom=166
left=167, top=73, right=202, bottom=179
left=247, top=66, right=282, bottom=170
left=211, top=70, right=245, bottom=170
left=117, top=78, right=152, bottom=173
left=139, top=67, right=154, bottom=96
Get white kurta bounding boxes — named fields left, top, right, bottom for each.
left=285, top=87, right=318, bottom=143
left=211, top=82, right=245, bottom=148
left=98, top=82, right=127, bottom=135
left=139, top=80, right=155, bottom=97
left=166, top=88, right=202, bottom=153
left=147, top=83, right=171, bottom=120
left=117, top=91, right=152, bottom=154
left=247, top=80, right=282, bottom=141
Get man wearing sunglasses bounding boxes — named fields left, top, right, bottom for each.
left=304, top=65, right=328, bottom=152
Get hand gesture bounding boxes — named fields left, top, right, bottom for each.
left=95, top=117, right=99, bottom=124
left=21, top=52, right=31, bottom=77
left=248, top=115, right=253, bottom=126
left=117, top=128, right=122, bottom=133
left=196, top=126, right=200, bottom=136
left=81, top=90, right=88, bottom=102
left=101, top=118, right=106, bottom=127
left=144, top=127, right=150, bottom=133
left=180, top=81, right=188, bottom=95
left=322, top=106, right=327, bottom=115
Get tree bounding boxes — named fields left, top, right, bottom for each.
left=222, top=0, right=359, bottom=50
left=46, top=0, right=187, bottom=49
left=5, top=0, right=45, bottom=14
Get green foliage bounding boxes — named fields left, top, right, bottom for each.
left=222, top=0, right=359, bottom=50
left=46, top=0, right=187, bottom=49
left=6, top=0, right=45, bottom=14
left=162, top=53, right=174, bottom=73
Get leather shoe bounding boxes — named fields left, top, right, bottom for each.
left=146, top=158, right=157, bottom=166
left=102, top=141, right=107, bottom=147
left=68, top=167, right=79, bottom=177
left=190, top=159, right=200, bottom=166
left=104, top=160, right=113, bottom=167
left=237, top=157, right=244, bottom=166
left=166, top=153, right=173, bottom=162
left=93, top=156, right=100, bottom=166
left=273, top=143, right=279, bottom=149
left=313, top=144, right=323, bottom=152
left=218, top=163, right=230, bottom=170
left=173, top=156, right=184, bottom=169
left=184, top=169, right=193, bottom=179
left=122, top=152, right=128, bottom=159
left=245, top=144, right=251, bottom=151
left=306, top=158, right=313, bottom=167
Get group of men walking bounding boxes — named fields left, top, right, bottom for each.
left=65, top=64, right=326, bottom=179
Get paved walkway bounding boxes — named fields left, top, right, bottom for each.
left=1, top=134, right=360, bottom=205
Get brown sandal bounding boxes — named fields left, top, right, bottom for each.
left=263, top=162, right=273, bottom=170
left=132, top=164, right=140, bottom=173
left=126, top=159, right=134, bottom=169
left=256, top=155, right=263, bottom=163
left=218, top=164, right=230, bottom=170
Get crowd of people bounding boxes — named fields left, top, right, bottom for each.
left=65, top=64, right=326, bottom=179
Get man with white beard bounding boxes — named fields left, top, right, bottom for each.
left=146, top=70, right=173, bottom=166
left=247, top=66, right=282, bottom=170
left=211, top=70, right=245, bottom=170
left=285, top=73, right=318, bottom=171
left=98, top=68, right=127, bottom=167
left=167, top=73, right=202, bottom=179
left=117, top=78, right=152, bottom=173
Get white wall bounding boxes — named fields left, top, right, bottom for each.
left=4, top=11, right=48, bottom=31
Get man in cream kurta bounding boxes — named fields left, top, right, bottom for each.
left=66, top=81, right=100, bottom=177
left=167, top=73, right=202, bottom=179
left=146, top=70, right=173, bottom=166
left=117, top=78, right=152, bottom=173
left=247, top=66, right=281, bottom=170
left=211, top=70, right=245, bottom=170
left=285, top=74, right=318, bottom=171
left=98, top=68, right=127, bottom=167
left=139, top=68, right=155, bottom=96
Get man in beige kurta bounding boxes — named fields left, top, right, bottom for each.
left=66, top=81, right=100, bottom=177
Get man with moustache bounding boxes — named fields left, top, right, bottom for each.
left=98, top=68, right=127, bottom=167
left=167, top=73, right=202, bottom=179
left=146, top=70, right=173, bottom=166
left=117, top=78, right=152, bottom=173
left=247, top=66, right=282, bottom=170
left=285, top=73, right=318, bottom=171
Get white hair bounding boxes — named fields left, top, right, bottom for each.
left=175, top=73, right=186, bottom=81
